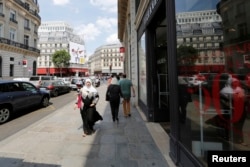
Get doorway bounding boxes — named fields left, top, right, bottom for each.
left=148, top=16, right=169, bottom=122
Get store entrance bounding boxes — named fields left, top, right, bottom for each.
left=151, top=17, right=169, bottom=122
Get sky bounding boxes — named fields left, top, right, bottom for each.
left=38, top=0, right=120, bottom=57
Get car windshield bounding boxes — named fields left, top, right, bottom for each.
left=71, top=78, right=80, bottom=84
left=41, top=77, right=51, bottom=80
left=30, top=77, right=39, bottom=81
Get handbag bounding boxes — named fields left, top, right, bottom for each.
left=106, top=92, right=110, bottom=101
left=106, top=86, right=114, bottom=101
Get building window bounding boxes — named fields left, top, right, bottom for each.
left=0, top=23, right=3, bottom=37
left=34, top=39, right=37, bottom=48
left=10, top=10, right=17, bottom=23
left=24, top=19, right=30, bottom=30
left=9, top=28, right=16, bottom=41
left=238, top=23, right=247, bottom=38
left=0, top=3, right=3, bottom=15
left=9, top=64, right=14, bottom=76
left=24, top=35, right=29, bottom=46
left=212, top=57, right=216, bottom=63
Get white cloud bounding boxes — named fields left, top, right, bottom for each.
left=96, top=17, right=117, bottom=32
left=106, top=33, right=120, bottom=44
left=53, top=0, right=70, bottom=5
left=74, top=23, right=101, bottom=41
left=74, top=17, right=117, bottom=42
left=90, top=0, right=117, bottom=13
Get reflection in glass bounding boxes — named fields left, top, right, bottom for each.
left=176, top=0, right=250, bottom=166
left=138, top=33, right=147, bottom=105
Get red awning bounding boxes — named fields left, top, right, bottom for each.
left=37, top=67, right=88, bottom=75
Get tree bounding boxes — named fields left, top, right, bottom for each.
left=52, top=50, right=71, bottom=77
left=177, top=45, right=199, bottom=66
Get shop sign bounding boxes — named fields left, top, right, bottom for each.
left=143, top=0, right=160, bottom=25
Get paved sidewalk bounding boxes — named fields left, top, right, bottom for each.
left=0, top=84, right=176, bottom=167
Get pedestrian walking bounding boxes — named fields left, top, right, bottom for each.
left=74, top=91, right=85, bottom=135
left=106, top=77, right=123, bottom=122
left=119, top=73, right=135, bottom=117
left=107, top=74, right=114, bottom=86
left=74, top=78, right=103, bottom=137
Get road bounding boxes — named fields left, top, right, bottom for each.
left=0, top=90, right=77, bottom=141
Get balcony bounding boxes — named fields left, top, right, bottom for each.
left=13, top=0, right=41, bottom=20
left=0, top=37, right=40, bottom=54
left=9, top=17, right=18, bottom=24
left=24, top=27, right=31, bottom=31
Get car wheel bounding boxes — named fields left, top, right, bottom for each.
left=53, top=91, right=58, bottom=97
left=41, top=96, right=49, bottom=107
left=0, top=106, right=11, bottom=124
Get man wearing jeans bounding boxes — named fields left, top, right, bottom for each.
left=119, top=73, right=135, bottom=117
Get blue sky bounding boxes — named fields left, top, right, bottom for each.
left=175, top=0, right=219, bottom=13
left=38, top=0, right=119, bottom=56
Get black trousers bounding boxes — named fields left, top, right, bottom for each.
left=110, top=100, right=120, bottom=121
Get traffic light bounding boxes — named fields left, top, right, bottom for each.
left=22, top=60, right=27, bottom=67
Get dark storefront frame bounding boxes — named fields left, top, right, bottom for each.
left=136, top=0, right=201, bottom=164
left=138, top=0, right=171, bottom=122
left=171, top=0, right=250, bottom=166
left=137, top=0, right=164, bottom=122
left=136, top=0, right=250, bottom=166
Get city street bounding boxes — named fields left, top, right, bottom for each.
left=0, top=83, right=174, bottom=167
left=0, top=90, right=77, bottom=141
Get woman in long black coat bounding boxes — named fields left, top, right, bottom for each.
left=76, top=79, right=103, bottom=136
left=106, top=77, right=123, bottom=122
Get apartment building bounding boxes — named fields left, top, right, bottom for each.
left=0, top=0, right=40, bottom=78
left=88, top=43, right=123, bottom=76
left=37, top=21, right=88, bottom=77
left=176, top=10, right=225, bottom=73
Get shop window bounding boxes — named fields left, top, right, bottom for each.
left=138, top=33, right=147, bottom=105
left=9, top=64, right=14, bottom=76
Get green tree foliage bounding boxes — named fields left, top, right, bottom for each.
left=52, top=50, right=71, bottom=68
left=177, top=45, right=199, bottom=65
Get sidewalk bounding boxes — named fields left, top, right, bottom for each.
left=0, top=84, right=176, bottom=167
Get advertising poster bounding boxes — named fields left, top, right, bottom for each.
left=69, top=41, right=85, bottom=64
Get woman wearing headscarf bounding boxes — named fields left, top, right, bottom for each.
left=106, top=77, right=123, bottom=122
left=76, top=78, right=102, bottom=136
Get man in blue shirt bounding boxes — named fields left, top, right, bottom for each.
left=119, top=73, right=135, bottom=117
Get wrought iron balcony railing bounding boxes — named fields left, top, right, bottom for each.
left=13, top=0, right=41, bottom=20
left=0, top=37, right=40, bottom=54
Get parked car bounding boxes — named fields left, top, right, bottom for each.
left=70, top=77, right=84, bottom=90
left=57, top=77, right=71, bottom=86
left=0, top=80, right=50, bottom=124
left=13, top=77, right=30, bottom=81
left=40, top=80, right=71, bottom=97
left=187, top=76, right=204, bottom=86
left=29, top=76, right=56, bottom=87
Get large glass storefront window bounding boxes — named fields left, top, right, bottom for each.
left=176, top=0, right=250, bottom=165
left=138, top=33, right=147, bottom=105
